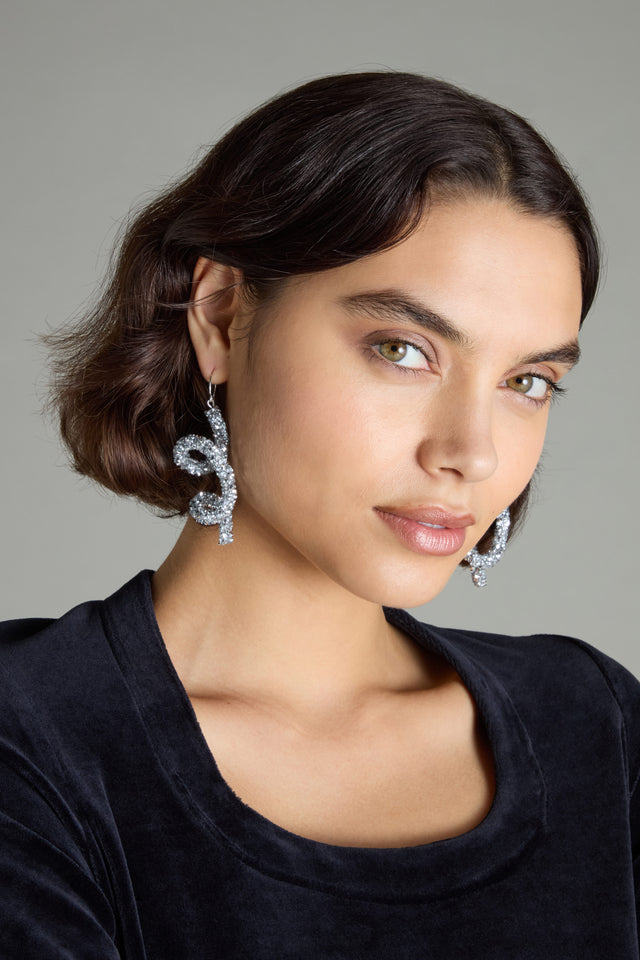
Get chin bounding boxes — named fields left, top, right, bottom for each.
left=372, top=581, right=452, bottom=610
left=328, top=557, right=457, bottom=610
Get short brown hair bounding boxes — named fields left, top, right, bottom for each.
left=45, top=71, right=600, bottom=555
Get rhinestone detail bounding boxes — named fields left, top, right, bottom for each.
left=173, top=403, right=237, bottom=544
left=464, top=508, right=510, bottom=588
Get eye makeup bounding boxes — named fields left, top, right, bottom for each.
left=365, top=333, right=566, bottom=408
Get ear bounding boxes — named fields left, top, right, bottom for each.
left=187, top=258, right=243, bottom=384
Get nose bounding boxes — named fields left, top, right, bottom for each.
left=416, top=387, right=498, bottom=483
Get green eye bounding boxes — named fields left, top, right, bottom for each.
left=378, top=341, right=408, bottom=362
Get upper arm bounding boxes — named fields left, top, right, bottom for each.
left=0, top=743, right=121, bottom=959
left=0, top=618, right=130, bottom=958
left=0, top=812, right=121, bottom=959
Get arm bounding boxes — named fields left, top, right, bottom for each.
left=0, top=814, right=121, bottom=959
left=0, top=750, right=121, bottom=959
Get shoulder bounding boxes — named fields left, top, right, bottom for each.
left=0, top=602, right=135, bottom=946
left=391, top=606, right=640, bottom=712
left=0, top=573, right=151, bottom=780
left=0, top=591, right=115, bottom=717
left=0, top=569, right=152, bottom=682
left=0, top=573, right=158, bottom=862
left=387, top=607, right=640, bottom=791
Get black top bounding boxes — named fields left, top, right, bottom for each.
left=0, top=569, right=638, bottom=958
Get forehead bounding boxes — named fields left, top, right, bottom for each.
left=285, top=197, right=583, bottom=349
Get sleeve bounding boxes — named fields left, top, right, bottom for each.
left=615, top=665, right=640, bottom=941
left=562, top=639, right=640, bottom=791
left=584, top=645, right=640, bottom=940
left=0, top=815, right=121, bottom=959
left=0, top=749, right=121, bottom=959
left=0, top=618, right=126, bottom=958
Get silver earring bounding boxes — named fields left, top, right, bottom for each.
left=464, top=508, right=510, bottom=588
left=173, top=375, right=238, bottom=544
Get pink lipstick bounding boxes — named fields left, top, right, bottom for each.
left=374, top=506, right=475, bottom=557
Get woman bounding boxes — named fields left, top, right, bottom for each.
left=1, top=71, right=638, bottom=957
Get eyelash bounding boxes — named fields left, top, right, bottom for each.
left=513, top=376, right=566, bottom=409
left=367, top=338, right=566, bottom=408
left=367, top=338, right=432, bottom=374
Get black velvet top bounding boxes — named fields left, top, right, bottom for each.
left=0, top=569, right=639, bottom=958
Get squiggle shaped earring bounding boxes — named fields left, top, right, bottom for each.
left=464, top=508, right=510, bottom=587
left=173, top=374, right=238, bottom=544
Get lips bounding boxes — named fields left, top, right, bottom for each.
left=376, top=505, right=476, bottom=528
left=374, top=505, right=475, bottom=557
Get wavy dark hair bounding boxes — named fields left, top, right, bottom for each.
left=45, top=70, right=600, bottom=557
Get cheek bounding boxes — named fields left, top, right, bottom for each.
left=495, top=409, right=549, bottom=501
left=228, top=348, right=406, bottom=527
left=227, top=355, right=356, bottom=513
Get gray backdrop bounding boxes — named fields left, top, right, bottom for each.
left=2, top=0, right=638, bottom=671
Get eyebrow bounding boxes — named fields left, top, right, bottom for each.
left=339, top=289, right=581, bottom=369
left=340, top=290, right=471, bottom=348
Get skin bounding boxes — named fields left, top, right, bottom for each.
left=152, top=197, right=583, bottom=846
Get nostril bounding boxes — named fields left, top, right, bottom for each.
left=416, top=431, right=498, bottom=483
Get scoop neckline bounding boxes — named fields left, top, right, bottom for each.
left=104, top=570, right=546, bottom=904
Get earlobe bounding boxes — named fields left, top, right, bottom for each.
left=187, top=258, right=243, bottom=383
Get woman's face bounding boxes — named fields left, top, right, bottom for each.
left=225, top=197, right=583, bottom=607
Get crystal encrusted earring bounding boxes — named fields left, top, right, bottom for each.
left=464, top=508, right=510, bottom=588
left=173, top=374, right=238, bottom=544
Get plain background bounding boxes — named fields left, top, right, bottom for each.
left=1, top=0, right=638, bottom=672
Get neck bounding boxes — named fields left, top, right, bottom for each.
left=152, top=508, right=434, bottom=719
